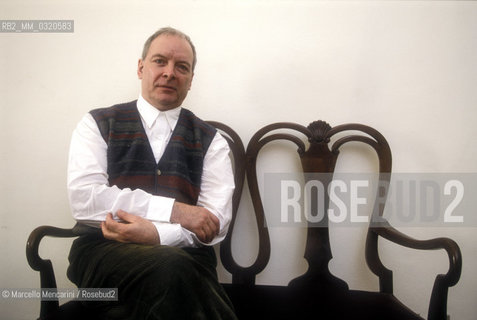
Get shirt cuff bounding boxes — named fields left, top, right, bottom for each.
left=152, top=222, right=182, bottom=246
left=147, top=196, right=175, bottom=222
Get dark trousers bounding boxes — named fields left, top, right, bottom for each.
left=67, top=230, right=237, bottom=320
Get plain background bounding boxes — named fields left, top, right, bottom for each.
left=1, top=1, right=476, bottom=319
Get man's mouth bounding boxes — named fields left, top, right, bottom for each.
left=156, top=85, right=176, bottom=91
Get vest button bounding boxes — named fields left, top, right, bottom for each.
left=157, top=169, right=162, bottom=176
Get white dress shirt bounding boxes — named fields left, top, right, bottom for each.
left=67, top=95, right=235, bottom=247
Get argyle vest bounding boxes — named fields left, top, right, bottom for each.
left=90, top=100, right=216, bottom=205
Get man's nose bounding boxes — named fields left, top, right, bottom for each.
left=162, top=63, right=176, bottom=79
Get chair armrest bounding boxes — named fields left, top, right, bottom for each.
left=26, top=226, right=78, bottom=318
left=26, top=226, right=77, bottom=273
left=371, top=222, right=462, bottom=320
left=375, top=222, right=462, bottom=286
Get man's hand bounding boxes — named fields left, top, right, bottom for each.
left=170, top=202, right=220, bottom=243
left=101, top=210, right=160, bottom=245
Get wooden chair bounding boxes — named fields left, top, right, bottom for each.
left=219, top=120, right=462, bottom=320
left=26, top=120, right=462, bottom=320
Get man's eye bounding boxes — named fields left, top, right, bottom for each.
left=177, top=65, right=190, bottom=73
left=154, top=59, right=166, bottom=65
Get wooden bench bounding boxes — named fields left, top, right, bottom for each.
left=26, top=120, right=462, bottom=320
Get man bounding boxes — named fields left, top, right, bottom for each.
left=66, top=27, right=237, bottom=320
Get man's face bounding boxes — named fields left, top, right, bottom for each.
left=137, top=34, right=194, bottom=111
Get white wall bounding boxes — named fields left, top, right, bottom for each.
left=1, top=1, right=476, bottom=319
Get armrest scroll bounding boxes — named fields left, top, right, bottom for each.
left=372, top=223, right=462, bottom=320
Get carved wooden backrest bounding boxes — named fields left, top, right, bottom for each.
left=218, top=120, right=393, bottom=289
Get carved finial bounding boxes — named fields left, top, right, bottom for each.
left=308, top=120, right=332, bottom=143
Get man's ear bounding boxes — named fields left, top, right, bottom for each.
left=137, top=59, right=144, bottom=79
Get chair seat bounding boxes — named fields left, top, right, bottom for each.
left=346, top=289, right=423, bottom=320
left=222, top=284, right=423, bottom=320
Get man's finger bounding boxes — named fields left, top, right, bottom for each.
left=101, top=220, right=117, bottom=240
left=206, top=213, right=220, bottom=235
left=104, top=213, right=121, bottom=230
left=116, top=210, right=136, bottom=223
left=211, top=215, right=220, bottom=234
left=102, top=213, right=125, bottom=239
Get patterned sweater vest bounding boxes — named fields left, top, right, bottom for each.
left=90, top=100, right=216, bottom=205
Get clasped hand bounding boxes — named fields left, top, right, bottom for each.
left=101, top=210, right=160, bottom=245
left=101, top=202, right=220, bottom=245
left=170, top=202, right=220, bottom=244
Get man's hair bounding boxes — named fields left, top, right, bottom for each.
left=141, top=27, right=197, bottom=72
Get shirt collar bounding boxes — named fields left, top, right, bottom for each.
left=137, top=95, right=181, bottom=130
